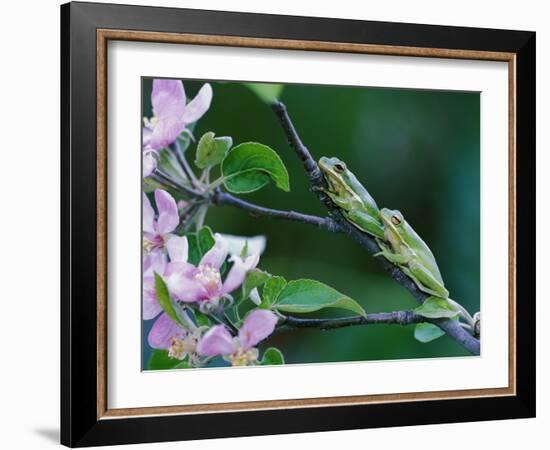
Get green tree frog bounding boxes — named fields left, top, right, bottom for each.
left=318, top=157, right=385, bottom=240
left=375, top=208, right=450, bottom=299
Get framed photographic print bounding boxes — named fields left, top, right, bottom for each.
left=60, top=1, right=536, bottom=447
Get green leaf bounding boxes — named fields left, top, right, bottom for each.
left=414, top=323, right=446, bottom=343
left=274, top=279, right=366, bottom=317
left=261, top=347, right=285, bottom=365
left=185, top=227, right=216, bottom=265
left=186, top=234, right=201, bottom=265
left=242, top=269, right=271, bottom=301
left=195, top=132, right=233, bottom=169
left=226, top=170, right=271, bottom=194
left=261, top=276, right=287, bottom=308
left=173, top=361, right=192, bottom=369
left=142, top=177, right=163, bottom=193
left=197, top=226, right=215, bottom=255
left=191, top=309, right=212, bottom=327
left=415, top=296, right=460, bottom=319
left=154, top=273, right=184, bottom=327
left=222, top=142, right=290, bottom=194
left=147, top=350, right=189, bottom=370
left=244, top=83, right=284, bottom=103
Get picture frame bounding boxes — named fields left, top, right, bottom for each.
left=60, top=1, right=535, bottom=447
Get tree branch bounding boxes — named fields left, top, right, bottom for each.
left=281, top=310, right=424, bottom=331
left=272, top=101, right=480, bottom=356
left=150, top=166, right=339, bottom=233
left=213, top=189, right=340, bottom=232
left=152, top=168, right=202, bottom=199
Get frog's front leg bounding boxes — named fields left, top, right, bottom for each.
left=343, top=210, right=385, bottom=240
left=407, top=260, right=450, bottom=299
left=374, top=243, right=411, bottom=265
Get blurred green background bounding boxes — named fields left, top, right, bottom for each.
left=142, top=78, right=480, bottom=365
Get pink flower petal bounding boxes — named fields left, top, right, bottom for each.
left=164, top=261, right=196, bottom=277
left=148, top=313, right=186, bottom=350
left=151, top=79, right=186, bottom=120
left=200, top=233, right=228, bottom=269
left=148, top=116, right=187, bottom=150
left=143, top=275, right=162, bottom=320
left=221, top=254, right=259, bottom=295
left=143, top=250, right=167, bottom=277
left=164, top=263, right=207, bottom=303
left=196, top=325, right=236, bottom=356
left=181, top=83, right=213, bottom=124
left=166, top=235, right=188, bottom=263
left=143, top=151, right=157, bottom=177
left=143, top=193, right=155, bottom=234
left=154, top=189, right=179, bottom=235
left=238, top=309, right=278, bottom=350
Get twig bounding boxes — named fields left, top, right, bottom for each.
left=281, top=310, right=424, bottom=330
left=149, top=172, right=181, bottom=193
left=153, top=169, right=202, bottom=199
left=150, top=170, right=337, bottom=232
left=213, top=190, right=340, bottom=232
left=170, top=140, right=200, bottom=187
left=271, top=101, right=480, bottom=356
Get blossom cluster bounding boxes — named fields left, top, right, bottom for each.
left=141, top=78, right=284, bottom=369
left=142, top=79, right=212, bottom=177
left=143, top=188, right=277, bottom=367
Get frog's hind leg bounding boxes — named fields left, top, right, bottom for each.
left=374, top=241, right=410, bottom=264
left=344, top=209, right=385, bottom=239
left=406, top=260, right=450, bottom=299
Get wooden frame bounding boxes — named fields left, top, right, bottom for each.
left=61, top=1, right=535, bottom=447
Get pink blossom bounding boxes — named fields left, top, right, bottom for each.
left=144, top=232, right=260, bottom=362
left=163, top=234, right=259, bottom=305
left=143, top=189, right=181, bottom=258
left=142, top=188, right=188, bottom=353
left=196, top=310, right=278, bottom=366
left=142, top=79, right=212, bottom=177
left=143, top=239, right=188, bottom=354
left=143, top=251, right=168, bottom=320
left=148, top=313, right=202, bottom=363
left=147, top=312, right=186, bottom=350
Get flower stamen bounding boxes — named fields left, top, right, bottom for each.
left=194, top=264, right=222, bottom=295
left=168, top=334, right=198, bottom=360
left=229, top=347, right=259, bottom=367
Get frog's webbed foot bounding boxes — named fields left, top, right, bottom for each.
left=311, top=185, right=325, bottom=194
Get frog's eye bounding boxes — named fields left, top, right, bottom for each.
left=391, top=215, right=402, bottom=226
left=334, top=162, right=346, bottom=173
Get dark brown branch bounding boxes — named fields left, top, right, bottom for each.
left=150, top=168, right=338, bottom=233
left=271, top=101, right=480, bottom=356
left=281, top=310, right=424, bottom=331
left=213, top=190, right=340, bottom=232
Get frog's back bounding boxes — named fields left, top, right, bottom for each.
left=347, top=171, right=379, bottom=214
left=402, top=221, right=444, bottom=284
